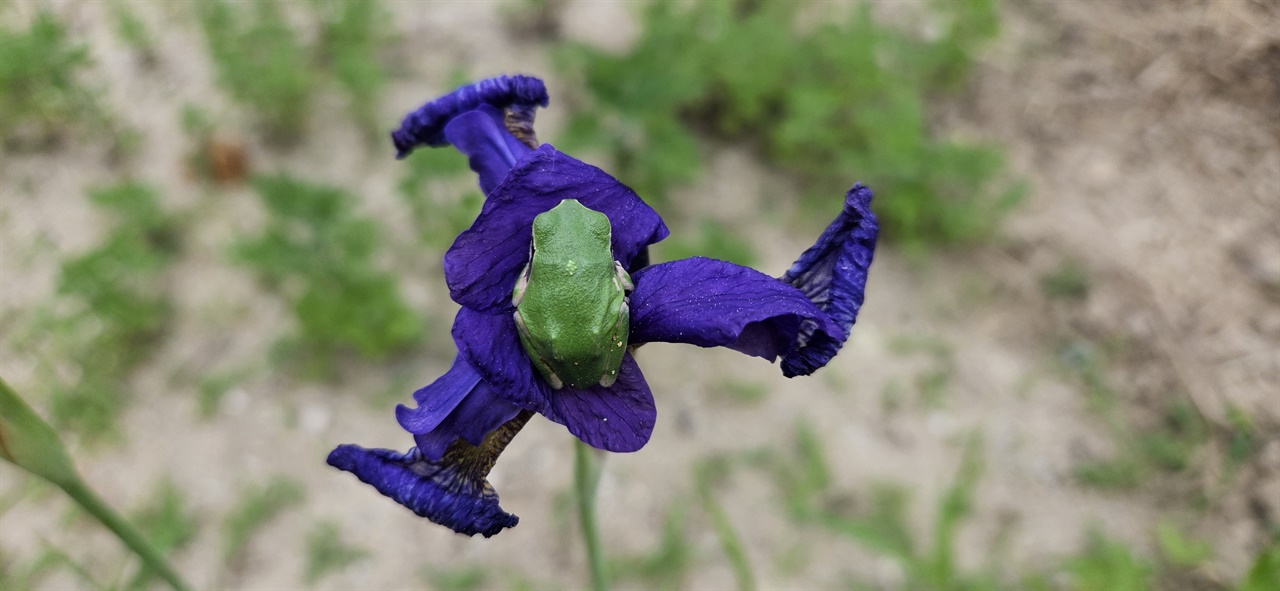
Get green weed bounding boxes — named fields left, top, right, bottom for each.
left=196, top=370, right=245, bottom=419
left=653, top=220, right=757, bottom=267
left=1041, top=259, right=1091, bottom=300
left=423, top=566, right=488, bottom=591
left=127, top=479, right=197, bottom=589
left=713, top=378, right=768, bottom=405
left=397, top=148, right=481, bottom=250
left=1060, top=341, right=1210, bottom=490
left=558, top=0, right=1022, bottom=253
left=311, top=0, right=392, bottom=139
left=111, top=3, right=157, bottom=65
left=694, top=457, right=757, bottom=591
left=888, top=333, right=957, bottom=409
left=303, top=520, right=368, bottom=585
left=1154, top=520, right=1211, bottom=569
left=0, top=10, right=112, bottom=150
left=48, top=182, right=178, bottom=440
left=1065, top=531, right=1154, bottom=591
left=1239, top=541, right=1280, bottom=591
left=198, top=1, right=316, bottom=144
left=198, top=0, right=392, bottom=145
left=233, top=175, right=422, bottom=376
left=609, top=503, right=693, bottom=590
left=222, top=477, right=305, bottom=567
left=761, top=423, right=998, bottom=589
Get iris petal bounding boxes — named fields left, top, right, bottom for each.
left=442, top=105, right=534, bottom=196
left=414, top=380, right=522, bottom=461
left=391, top=74, right=548, bottom=158
left=545, top=354, right=656, bottom=453
left=452, top=307, right=554, bottom=416
left=327, top=444, right=519, bottom=538
left=443, top=145, right=668, bottom=314
left=779, top=184, right=878, bottom=376
left=396, top=354, right=523, bottom=461
left=629, top=257, right=844, bottom=367
left=395, top=355, right=477, bottom=437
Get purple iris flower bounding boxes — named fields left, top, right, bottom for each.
left=329, top=75, right=877, bottom=537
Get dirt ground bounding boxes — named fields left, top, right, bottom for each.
left=1, top=0, right=1277, bottom=589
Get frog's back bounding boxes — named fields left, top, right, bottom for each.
left=517, top=199, right=628, bottom=388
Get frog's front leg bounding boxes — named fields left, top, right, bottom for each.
left=513, top=310, right=564, bottom=389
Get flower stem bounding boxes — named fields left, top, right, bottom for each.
left=573, top=439, right=609, bottom=591
left=58, top=477, right=192, bottom=591
left=2, top=378, right=190, bottom=591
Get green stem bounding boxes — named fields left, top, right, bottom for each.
left=574, top=439, right=609, bottom=591
left=58, top=477, right=191, bottom=591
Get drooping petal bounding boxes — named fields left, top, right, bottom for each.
left=414, top=380, right=522, bottom=461
left=452, top=307, right=553, bottom=416
left=628, top=257, right=844, bottom=368
left=779, top=184, right=878, bottom=376
left=545, top=353, right=656, bottom=453
left=396, top=354, right=523, bottom=461
left=327, top=444, right=518, bottom=537
left=444, top=145, right=669, bottom=313
left=394, top=355, right=477, bottom=437
left=391, top=75, right=548, bottom=158
left=442, top=105, right=535, bottom=196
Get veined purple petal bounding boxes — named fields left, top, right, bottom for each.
left=452, top=307, right=553, bottom=416
left=395, top=355, right=478, bottom=437
left=628, top=257, right=844, bottom=367
left=327, top=445, right=518, bottom=537
left=392, top=75, right=548, bottom=158
left=396, top=354, right=523, bottom=461
left=545, top=353, right=656, bottom=453
left=443, top=105, right=535, bottom=196
left=779, top=184, right=878, bottom=376
left=414, top=378, right=522, bottom=461
left=444, top=145, right=669, bottom=314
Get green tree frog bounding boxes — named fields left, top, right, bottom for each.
left=513, top=199, right=633, bottom=389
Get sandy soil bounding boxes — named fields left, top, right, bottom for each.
left=1, top=0, right=1277, bottom=589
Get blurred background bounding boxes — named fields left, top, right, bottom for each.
left=1, top=0, right=1277, bottom=588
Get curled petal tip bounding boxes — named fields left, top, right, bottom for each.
left=327, top=444, right=519, bottom=538
left=392, top=75, right=549, bottom=158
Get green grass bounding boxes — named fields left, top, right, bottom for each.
left=198, top=0, right=392, bottom=145
left=423, top=566, right=489, bottom=591
left=608, top=503, right=693, bottom=590
left=558, top=0, right=1023, bottom=254
left=233, top=175, right=423, bottom=376
left=653, top=220, right=757, bottom=268
left=0, top=10, right=111, bottom=150
left=198, top=0, right=315, bottom=144
left=755, top=423, right=1000, bottom=589
left=127, top=479, right=198, bottom=589
left=303, top=520, right=368, bottom=585
left=45, top=182, right=178, bottom=440
left=1059, top=340, right=1209, bottom=490
left=1041, top=259, right=1091, bottom=300
left=311, top=0, right=392, bottom=140
left=222, top=477, right=305, bottom=568
left=1065, top=530, right=1154, bottom=591
left=888, top=333, right=958, bottom=409
left=1154, top=520, right=1211, bottom=569
left=694, top=458, right=757, bottom=591
left=397, top=148, right=482, bottom=250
